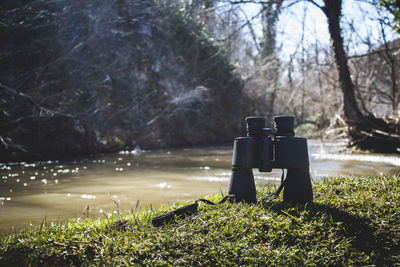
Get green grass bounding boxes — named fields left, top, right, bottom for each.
left=1, top=175, right=399, bottom=266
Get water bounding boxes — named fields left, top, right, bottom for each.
left=1, top=140, right=400, bottom=233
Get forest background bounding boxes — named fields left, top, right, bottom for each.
left=1, top=0, right=400, bottom=162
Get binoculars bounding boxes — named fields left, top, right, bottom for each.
left=228, top=115, right=313, bottom=204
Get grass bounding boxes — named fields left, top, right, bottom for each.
left=1, top=175, right=399, bottom=266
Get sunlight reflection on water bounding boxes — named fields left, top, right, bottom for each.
left=312, top=153, right=400, bottom=166
left=0, top=140, right=400, bottom=233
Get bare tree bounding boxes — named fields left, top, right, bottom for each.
left=261, top=0, right=283, bottom=117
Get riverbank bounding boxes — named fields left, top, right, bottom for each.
left=1, top=175, right=399, bottom=265
left=1, top=0, right=249, bottom=164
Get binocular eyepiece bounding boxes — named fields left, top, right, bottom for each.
left=246, top=115, right=294, bottom=137
left=229, top=115, right=313, bottom=204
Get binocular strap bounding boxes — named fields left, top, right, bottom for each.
left=261, top=169, right=288, bottom=202
left=152, top=170, right=288, bottom=227
left=151, top=194, right=236, bottom=227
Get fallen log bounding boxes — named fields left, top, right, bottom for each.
left=347, top=115, right=400, bottom=153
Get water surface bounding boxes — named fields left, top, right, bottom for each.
left=1, top=140, right=400, bottom=233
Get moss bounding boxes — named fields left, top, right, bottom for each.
left=1, top=175, right=399, bottom=265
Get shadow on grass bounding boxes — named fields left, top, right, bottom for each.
left=262, top=201, right=399, bottom=265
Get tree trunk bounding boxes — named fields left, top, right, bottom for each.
left=322, top=0, right=363, bottom=123
left=322, top=0, right=400, bottom=153
left=261, top=0, right=283, bottom=117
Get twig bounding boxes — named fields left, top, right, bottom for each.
left=80, top=204, right=89, bottom=219
left=47, top=239, right=78, bottom=250
left=216, top=8, right=264, bottom=42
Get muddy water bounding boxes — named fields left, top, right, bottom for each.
left=1, top=140, right=400, bottom=233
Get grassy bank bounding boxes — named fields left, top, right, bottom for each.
left=1, top=175, right=399, bottom=266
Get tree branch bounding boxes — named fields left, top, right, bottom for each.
left=216, top=7, right=264, bottom=42
left=348, top=45, right=400, bottom=59
left=307, top=0, right=324, bottom=10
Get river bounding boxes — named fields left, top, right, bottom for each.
left=1, top=139, right=400, bottom=233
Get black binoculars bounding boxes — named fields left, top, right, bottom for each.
left=228, top=115, right=313, bottom=204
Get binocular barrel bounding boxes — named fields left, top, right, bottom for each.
left=232, top=136, right=309, bottom=170
left=229, top=116, right=313, bottom=204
